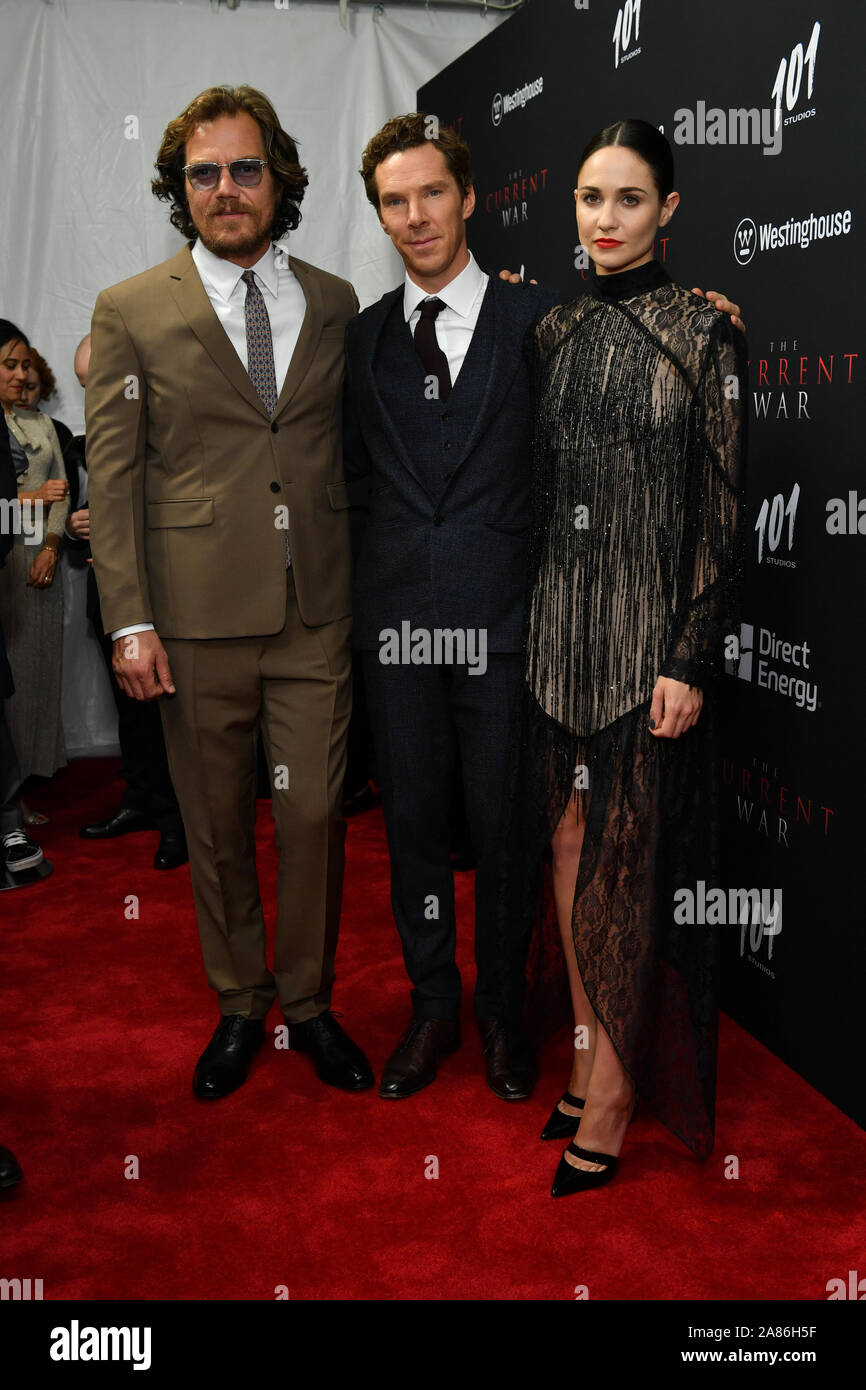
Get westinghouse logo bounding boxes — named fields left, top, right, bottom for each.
left=734, top=218, right=757, bottom=265
left=735, top=208, right=853, bottom=264
left=491, top=76, right=543, bottom=126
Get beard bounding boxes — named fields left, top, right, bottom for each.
left=195, top=201, right=275, bottom=258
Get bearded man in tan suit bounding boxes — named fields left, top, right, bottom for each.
left=86, top=85, right=373, bottom=1099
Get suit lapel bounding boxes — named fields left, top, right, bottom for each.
left=167, top=246, right=269, bottom=419
left=362, top=288, right=434, bottom=498
left=274, top=257, right=323, bottom=418
left=447, top=277, right=516, bottom=476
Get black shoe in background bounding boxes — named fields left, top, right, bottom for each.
left=2, top=829, right=44, bottom=873
left=80, top=806, right=155, bottom=839
left=154, top=829, right=188, bottom=870
left=0, top=1145, right=23, bottom=1189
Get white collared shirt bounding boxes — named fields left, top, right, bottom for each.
left=403, top=250, right=489, bottom=386
left=191, top=237, right=306, bottom=396
left=111, top=238, right=305, bottom=641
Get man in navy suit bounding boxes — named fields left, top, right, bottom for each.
left=344, top=115, right=561, bottom=1101
left=345, top=115, right=743, bottom=1104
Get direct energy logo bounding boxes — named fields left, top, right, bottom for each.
left=727, top=622, right=819, bottom=713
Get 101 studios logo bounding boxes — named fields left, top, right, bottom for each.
left=771, top=20, right=820, bottom=131
left=612, top=0, right=643, bottom=68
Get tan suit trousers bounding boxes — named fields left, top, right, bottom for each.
left=159, top=569, right=351, bottom=1022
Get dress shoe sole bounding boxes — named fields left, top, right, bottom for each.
left=313, top=1069, right=375, bottom=1092
left=80, top=827, right=155, bottom=839
left=193, top=1071, right=255, bottom=1100
left=378, top=1078, right=436, bottom=1100
left=487, top=1082, right=534, bottom=1102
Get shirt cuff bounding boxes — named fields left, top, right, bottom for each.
left=110, top=623, right=155, bottom=641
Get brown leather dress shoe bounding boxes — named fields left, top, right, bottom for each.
left=379, top=1018, right=461, bottom=1099
left=479, top=1019, right=538, bottom=1101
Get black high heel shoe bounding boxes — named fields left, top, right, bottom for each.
left=551, top=1141, right=619, bottom=1197
left=540, top=1090, right=585, bottom=1141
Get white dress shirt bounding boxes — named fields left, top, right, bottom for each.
left=112, top=239, right=305, bottom=641
left=403, top=250, right=489, bottom=386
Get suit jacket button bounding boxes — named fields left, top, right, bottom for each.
left=433, top=513, right=443, bottom=526
left=270, top=481, right=281, bottom=493
left=270, top=422, right=279, bottom=433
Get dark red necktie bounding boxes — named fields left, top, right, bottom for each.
left=413, top=297, right=452, bottom=403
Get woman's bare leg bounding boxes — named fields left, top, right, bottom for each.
left=551, top=795, right=596, bottom=1117
left=551, top=794, right=635, bottom=1169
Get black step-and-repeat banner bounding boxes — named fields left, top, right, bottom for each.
left=420, top=0, right=863, bottom=1126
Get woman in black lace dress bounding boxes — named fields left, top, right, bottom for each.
left=500, top=121, right=746, bottom=1196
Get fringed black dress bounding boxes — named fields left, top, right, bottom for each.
left=499, top=258, right=746, bottom=1159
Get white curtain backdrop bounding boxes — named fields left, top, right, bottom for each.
left=0, top=0, right=504, bottom=755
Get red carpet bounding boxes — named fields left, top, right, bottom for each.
left=2, top=759, right=863, bottom=1301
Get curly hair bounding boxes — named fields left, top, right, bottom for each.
left=151, top=85, right=309, bottom=241
left=27, top=347, right=57, bottom=402
left=360, top=113, right=473, bottom=211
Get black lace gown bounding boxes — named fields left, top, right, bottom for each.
left=499, top=258, right=746, bottom=1159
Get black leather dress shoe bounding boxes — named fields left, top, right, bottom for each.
left=153, top=829, right=189, bottom=870
left=379, top=1018, right=460, bottom=1099
left=193, top=1015, right=265, bottom=1099
left=80, top=806, right=155, bottom=839
left=342, top=783, right=381, bottom=817
left=479, top=1019, right=538, bottom=1101
left=0, top=1144, right=22, bottom=1189
left=286, top=1011, right=374, bottom=1091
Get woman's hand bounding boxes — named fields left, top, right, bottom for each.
left=32, top=478, right=69, bottom=504
left=27, top=547, right=58, bottom=588
left=691, top=288, right=744, bottom=333
left=648, top=676, right=703, bottom=738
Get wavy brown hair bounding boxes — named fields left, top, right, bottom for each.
left=151, top=85, right=309, bottom=241
left=360, top=113, right=473, bottom=211
left=27, top=347, right=57, bottom=402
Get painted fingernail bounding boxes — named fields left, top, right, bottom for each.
left=649, top=719, right=656, bottom=729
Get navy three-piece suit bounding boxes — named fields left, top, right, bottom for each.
left=343, top=270, right=560, bottom=1021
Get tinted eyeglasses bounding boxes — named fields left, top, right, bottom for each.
left=183, top=159, right=267, bottom=192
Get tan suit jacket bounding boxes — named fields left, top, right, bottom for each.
left=85, top=244, right=357, bottom=639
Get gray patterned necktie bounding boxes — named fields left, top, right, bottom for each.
left=242, top=269, right=290, bottom=567
left=242, top=270, right=278, bottom=414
